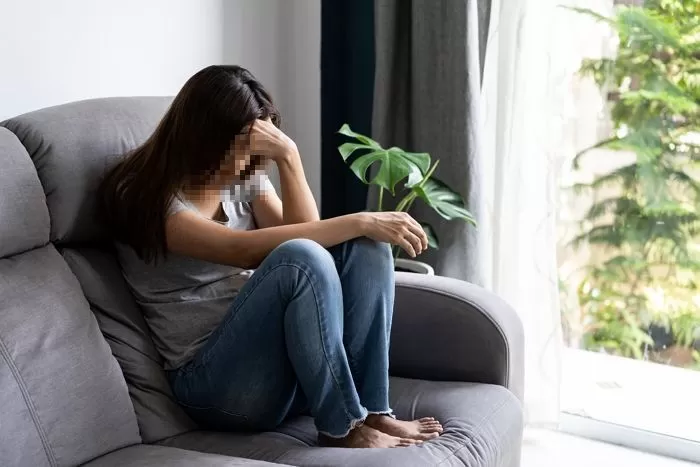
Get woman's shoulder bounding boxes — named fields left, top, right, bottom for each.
left=167, top=193, right=191, bottom=217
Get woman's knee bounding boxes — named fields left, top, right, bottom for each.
left=348, top=237, right=393, bottom=270
left=272, top=239, right=336, bottom=272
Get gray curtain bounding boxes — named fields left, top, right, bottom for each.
left=372, top=0, right=491, bottom=284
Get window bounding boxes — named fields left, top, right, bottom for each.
left=556, top=0, right=700, bottom=461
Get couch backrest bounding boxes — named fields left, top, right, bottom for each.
left=2, top=97, right=173, bottom=244
left=0, top=98, right=196, bottom=465
left=0, top=127, right=140, bottom=466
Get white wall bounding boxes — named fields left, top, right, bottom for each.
left=0, top=0, right=322, bottom=202
left=276, top=0, right=322, bottom=207
left=0, top=0, right=224, bottom=119
left=222, top=0, right=321, bottom=202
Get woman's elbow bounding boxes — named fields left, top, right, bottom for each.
left=226, top=244, right=264, bottom=270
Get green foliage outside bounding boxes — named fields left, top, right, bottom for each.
left=568, top=0, right=700, bottom=366
left=336, top=124, right=475, bottom=256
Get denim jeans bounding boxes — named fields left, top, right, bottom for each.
left=167, top=238, right=395, bottom=437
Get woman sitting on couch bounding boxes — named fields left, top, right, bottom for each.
left=99, top=65, right=442, bottom=448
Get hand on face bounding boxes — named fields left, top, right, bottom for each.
left=248, top=118, right=298, bottom=163
left=219, top=119, right=296, bottom=187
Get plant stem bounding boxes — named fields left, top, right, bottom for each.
left=395, top=192, right=416, bottom=212
left=420, top=160, right=440, bottom=188
left=404, top=197, right=416, bottom=213
left=377, top=188, right=384, bottom=212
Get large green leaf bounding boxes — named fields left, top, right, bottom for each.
left=339, top=125, right=431, bottom=193
left=349, top=150, right=423, bottom=194
left=412, top=178, right=476, bottom=224
left=421, top=223, right=439, bottom=249
left=388, top=148, right=431, bottom=176
left=338, top=124, right=381, bottom=149
left=338, top=142, right=374, bottom=161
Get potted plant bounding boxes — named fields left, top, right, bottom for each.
left=649, top=308, right=700, bottom=368
left=337, top=124, right=476, bottom=274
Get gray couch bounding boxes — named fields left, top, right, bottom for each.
left=0, top=97, right=524, bottom=467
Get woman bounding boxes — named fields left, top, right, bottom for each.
left=100, top=65, right=443, bottom=448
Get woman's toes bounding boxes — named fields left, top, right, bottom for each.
left=419, top=421, right=443, bottom=433
left=398, top=438, right=422, bottom=446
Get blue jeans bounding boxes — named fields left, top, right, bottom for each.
left=167, top=238, right=395, bottom=437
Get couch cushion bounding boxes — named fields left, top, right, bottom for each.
left=1, top=97, right=171, bottom=244
left=158, top=378, right=523, bottom=467
left=0, top=246, right=141, bottom=466
left=62, top=247, right=197, bottom=443
left=83, top=445, right=291, bottom=467
left=0, top=127, right=50, bottom=258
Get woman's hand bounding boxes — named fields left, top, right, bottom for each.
left=358, top=212, right=429, bottom=258
left=249, top=119, right=298, bottom=163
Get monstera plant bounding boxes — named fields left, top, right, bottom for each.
left=337, top=124, right=475, bottom=261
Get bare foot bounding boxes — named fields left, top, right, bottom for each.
left=365, top=414, right=443, bottom=441
left=318, top=424, right=421, bottom=448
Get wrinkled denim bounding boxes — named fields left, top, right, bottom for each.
left=167, top=238, right=395, bottom=437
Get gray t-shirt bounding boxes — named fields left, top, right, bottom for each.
left=116, top=177, right=274, bottom=370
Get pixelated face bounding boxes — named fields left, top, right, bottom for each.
left=211, top=122, right=266, bottom=189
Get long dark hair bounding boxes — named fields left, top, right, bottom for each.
left=99, top=65, right=280, bottom=262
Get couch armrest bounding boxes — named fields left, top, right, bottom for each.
left=390, top=272, right=524, bottom=401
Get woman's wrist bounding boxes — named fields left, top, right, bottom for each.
left=274, top=146, right=301, bottom=167
left=275, top=152, right=305, bottom=179
left=349, top=212, right=371, bottom=237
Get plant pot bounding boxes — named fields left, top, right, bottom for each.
left=394, top=258, right=435, bottom=275
left=649, top=344, right=696, bottom=368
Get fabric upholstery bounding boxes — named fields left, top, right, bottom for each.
left=159, top=377, right=522, bottom=467
left=1, top=96, right=172, bottom=244
left=0, top=246, right=141, bottom=466
left=0, top=350, right=48, bottom=467
left=62, top=247, right=197, bottom=443
left=83, top=445, right=290, bottom=467
left=0, top=127, right=50, bottom=258
left=392, top=272, right=525, bottom=401
left=0, top=97, right=523, bottom=467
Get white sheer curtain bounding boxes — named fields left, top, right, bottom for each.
left=478, top=0, right=591, bottom=425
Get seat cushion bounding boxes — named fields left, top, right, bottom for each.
left=82, top=445, right=291, bottom=467
left=158, top=378, right=523, bottom=467
left=0, top=246, right=141, bottom=466
left=62, top=247, right=197, bottom=443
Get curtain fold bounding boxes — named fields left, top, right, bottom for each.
left=372, top=0, right=489, bottom=284
left=320, top=0, right=375, bottom=219
left=372, top=0, right=565, bottom=425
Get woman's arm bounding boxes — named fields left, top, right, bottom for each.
left=166, top=210, right=428, bottom=269
left=167, top=210, right=365, bottom=269
left=249, top=120, right=319, bottom=226
left=250, top=191, right=284, bottom=228
left=276, top=152, right=319, bottom=223
left=250, top=151, right=318, bottom=229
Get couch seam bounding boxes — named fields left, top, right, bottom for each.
left=396, top=283, right=511, bottom=389
left=0, top=335, right=58, bottom=467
